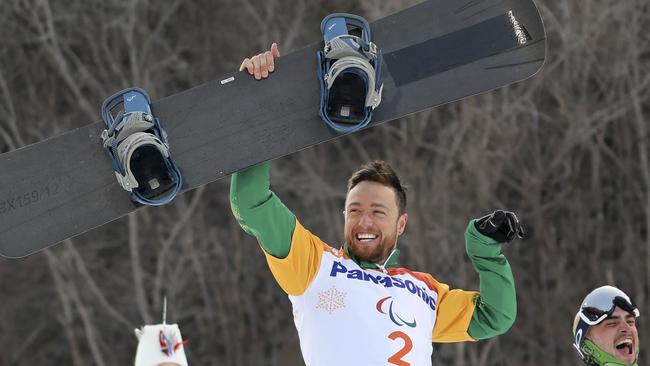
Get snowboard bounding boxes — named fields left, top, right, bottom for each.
left=0, top=0, right=546, bottom=258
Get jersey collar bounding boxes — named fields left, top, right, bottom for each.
left=342, top=243, right=400, bottom=270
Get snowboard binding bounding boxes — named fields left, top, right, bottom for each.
left=100, top=88, right=182, bottom=206
left=317, top=13, right=383, bottom=133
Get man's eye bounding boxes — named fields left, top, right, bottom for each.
left=374, top=211, right=386, bottom=216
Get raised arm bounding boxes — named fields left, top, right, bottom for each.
left=432, top=211, right=520, bottom=342
left=466, top=210, right=522, bottom=339
left=465, top=219, right=517, bottom=339
left=230, top=161, right=295, bottom=258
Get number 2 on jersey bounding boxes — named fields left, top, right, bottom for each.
left=387, top=331, right=413, bottom=366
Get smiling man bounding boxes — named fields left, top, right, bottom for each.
left=230, top=45, right=523, bottom=365
left=573, top=286, right=641, bottom=366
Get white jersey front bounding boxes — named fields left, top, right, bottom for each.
left=263, top=221, right=478, bottom=366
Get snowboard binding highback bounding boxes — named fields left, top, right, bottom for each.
left=101, top=88, right=182, bottom=206
left=317, top=13, right=383, bottom=133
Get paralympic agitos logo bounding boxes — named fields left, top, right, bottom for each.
left=376, top=296, right=417, bottom=328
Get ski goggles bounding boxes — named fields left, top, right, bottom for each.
left=578, top=285, right=640, bottom=326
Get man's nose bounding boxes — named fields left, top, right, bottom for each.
left=619, top=322, right=633, bottom=333
left=358, top=212, right=374, bottom=226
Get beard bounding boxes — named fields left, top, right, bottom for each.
left=344, top=228, right=398, bottom=264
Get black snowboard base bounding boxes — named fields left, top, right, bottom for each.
left=0, top=0, right=546, bottom=258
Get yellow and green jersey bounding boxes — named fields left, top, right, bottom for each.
left=230, top=162, right=516, bottom=365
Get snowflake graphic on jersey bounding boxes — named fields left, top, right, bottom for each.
left=316, top=286, right=347, bottom=314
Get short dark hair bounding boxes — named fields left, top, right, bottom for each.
left=347, top=160, right=407, bottom=214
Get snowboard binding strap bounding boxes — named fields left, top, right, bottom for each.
left=317, top=13, right=383, bottom=133
left=100, top=88, right=182, bottom=206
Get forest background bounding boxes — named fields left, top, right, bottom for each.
left=0, top=0, right=648, bottom=365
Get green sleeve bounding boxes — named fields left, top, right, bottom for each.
left=229, top=161, right=296, bottom=258
left=465, top=220, right=517, bottom=340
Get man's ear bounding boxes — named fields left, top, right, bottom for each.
left=397, top=213, right=408, bottom=235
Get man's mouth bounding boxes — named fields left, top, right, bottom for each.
left=356, top=233, right=379, bottom=244
left=614, top=338, right=634, bottom=359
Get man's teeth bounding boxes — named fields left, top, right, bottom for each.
left=357, top=233, right=378, bottom=241
left=616, top=339, right=633, bottom=347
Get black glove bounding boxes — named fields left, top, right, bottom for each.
left=475, top=210, right=525, bottom=243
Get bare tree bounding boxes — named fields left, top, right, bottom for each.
left=0, top=0, right=648, bottom=365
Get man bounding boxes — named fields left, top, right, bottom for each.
left=231, top=44, right=523, bottom=365
left=573, top=286, right=640, bottom=366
